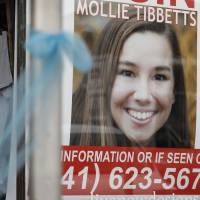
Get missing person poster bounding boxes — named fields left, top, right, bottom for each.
left=62, top=0, right=200, bottom=199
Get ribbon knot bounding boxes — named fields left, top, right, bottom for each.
left=26, top=31, right=92, bottom=72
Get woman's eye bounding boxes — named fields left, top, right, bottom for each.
left=153, top=74, right=168, bottom=81
left=119, top=70, right=135, bottom=77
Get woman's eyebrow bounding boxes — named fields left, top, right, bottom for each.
left=118, top=61, right=137, bottom=67
left=118, top=62, right=172, bottom=72
left=155, top=66, right=172, bottom=72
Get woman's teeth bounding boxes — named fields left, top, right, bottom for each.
left=128, top=110, right=154, bottom=120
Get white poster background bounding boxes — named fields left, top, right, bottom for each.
left=62, top=0, right=200, bottom=199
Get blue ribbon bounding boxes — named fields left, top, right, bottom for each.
left=26, top=30, right=92, bottom=72
left=0, top=30, right=92, bottom=193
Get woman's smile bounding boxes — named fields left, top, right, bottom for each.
left=126, top=108, right=156, bottom=122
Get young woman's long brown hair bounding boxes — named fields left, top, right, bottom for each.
left=70, top=16, right=190, bottom=148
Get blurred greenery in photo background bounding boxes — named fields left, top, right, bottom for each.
left=73, top=8, right=197, bottom=147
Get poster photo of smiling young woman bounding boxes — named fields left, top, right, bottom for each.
left=69, top=2, right=197, bottom=149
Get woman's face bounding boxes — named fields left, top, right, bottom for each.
left=110, top=31, right=175, bottom=145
